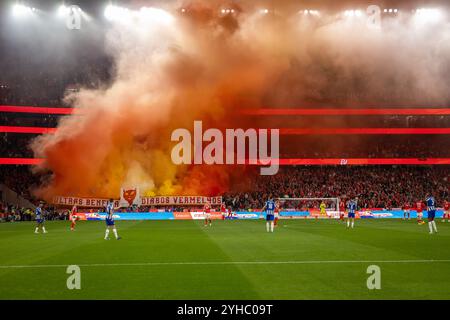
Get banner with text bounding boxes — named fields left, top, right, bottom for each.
left=52, top=195, right=223, bottom=207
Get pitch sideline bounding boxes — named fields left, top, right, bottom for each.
left=1, top=259, right=450, bottom=269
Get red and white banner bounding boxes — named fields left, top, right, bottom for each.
left=141, top=196, right=222, bottom=206
left=52, top=196, right=118, bottom=207
left=119, top=187, right=141, bottom=207
left=52, top=195, right=222, bottom=207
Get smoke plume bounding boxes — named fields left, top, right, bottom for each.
left=31, top=1, right=450, bottom=199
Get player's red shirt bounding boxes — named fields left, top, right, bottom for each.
left=416, top=202, right=423, bottom=213
left=273, top=201, right=278, bottom=212
left=69, top=206, right=77, bottom=220
left=403, top=203, right=410, bottom=210
left=444, top=202, right=449, bottom=210
left=220, top=204, right=226, bottom=212
left=274, top=206, right=279, bottom=214
left=204, top=204, right=211, bottom=213
left=339, top=202, right=346, bottom=212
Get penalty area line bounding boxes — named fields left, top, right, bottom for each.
left=1, top=259, right=450, bottom=269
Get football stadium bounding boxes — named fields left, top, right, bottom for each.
left=0, top=0, right=450, bottom=303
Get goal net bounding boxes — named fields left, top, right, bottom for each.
left=276, top=197, right=340, bottom=219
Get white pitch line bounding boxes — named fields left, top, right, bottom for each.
left=1, top=259, right=450, bottom=269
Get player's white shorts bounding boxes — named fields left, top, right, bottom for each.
left=417, top=212, right=423, bottom=219
left=205, top=213, right=211, bottom=219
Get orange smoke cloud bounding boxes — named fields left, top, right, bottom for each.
left=31, top=1, right=450, bottom=200
left=31, top=1, right=280, bottom=199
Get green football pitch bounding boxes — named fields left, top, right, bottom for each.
left=0, top=219, right=449, bottom=300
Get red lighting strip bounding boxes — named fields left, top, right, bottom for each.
left=0, top=105, right=74, bottom=115
left=0, top=158, right=44, bottom=165
left=278, top=128, right=450, bottom=135
left=2, top=106, right=450, bottom=116
left=271, top=158, right=450, bottom=165
left=0, top=126, right=56, bottom=134
left=242, top=108, right=450, bottom=116
left=1, top=126, right=450, bottom=135
left=1, top=158, right=449, bottom=166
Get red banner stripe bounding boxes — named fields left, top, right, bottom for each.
left=0, top=126, right=57, bottom=134
left=271, top=158, right=450, bottom=165
left=278, top=128, right=450, bottom=135
left=1, top=126, right=450, bottom=135
left=241, top=108, right=450, bottom=115
left=0, top=105, right=74, bottom=115
left=1, top=158, right=450, bottom=166
left=3, top=106, right=450, bottom=116
left=0, top=158, right=44, bottom=165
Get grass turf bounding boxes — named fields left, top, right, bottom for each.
left=0, top=219, right=449, bottom=300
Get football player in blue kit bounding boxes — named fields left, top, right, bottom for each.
left=347, top=197, right=358, bottom=229
left=34, top=201, right=47, bottom=234
left=262, top=196, right=276, bottom=233
left=104, top=199, right=121, bottom=240
left=426, top=194, right=438, bottom=234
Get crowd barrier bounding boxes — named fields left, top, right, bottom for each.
left=74, top=209, right=445, bottom=221
left=358, top=209, right=444, bottom=219
left=75, top=211, right=224, bottom=221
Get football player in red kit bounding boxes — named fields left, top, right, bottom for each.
left=415, top=200, right=425, bottom=225
left=70, top=205, right=78, bottom=231
left=204, top=202, right=212, bottom=227
left=220, top=203, right=226, bottom=220
left=227, top=206, right=233, bottom=219
left=403, top=202, right=411, bottom=220
left=274, top=200, right=280, bottom=226
left=339, top=199, right=346, bottom=222
left=442, top=200, right=449, bottom=223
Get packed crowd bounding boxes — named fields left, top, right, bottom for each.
left=0, top=200, right=68, bottom=223
left=0, top=113, right=60, bottom=127
left=280, top=135, right=450, bottom=159
left=0, top=134, right=35, bottom=158
left=1, top=165, right=449, bottom=219
left=2, top=131, right=450, bottom=159
left=222, top=166, right=450, bottom=210
left=0, top=54, right=112, bottom=108
left=0, top=166, right=43, bottom=200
